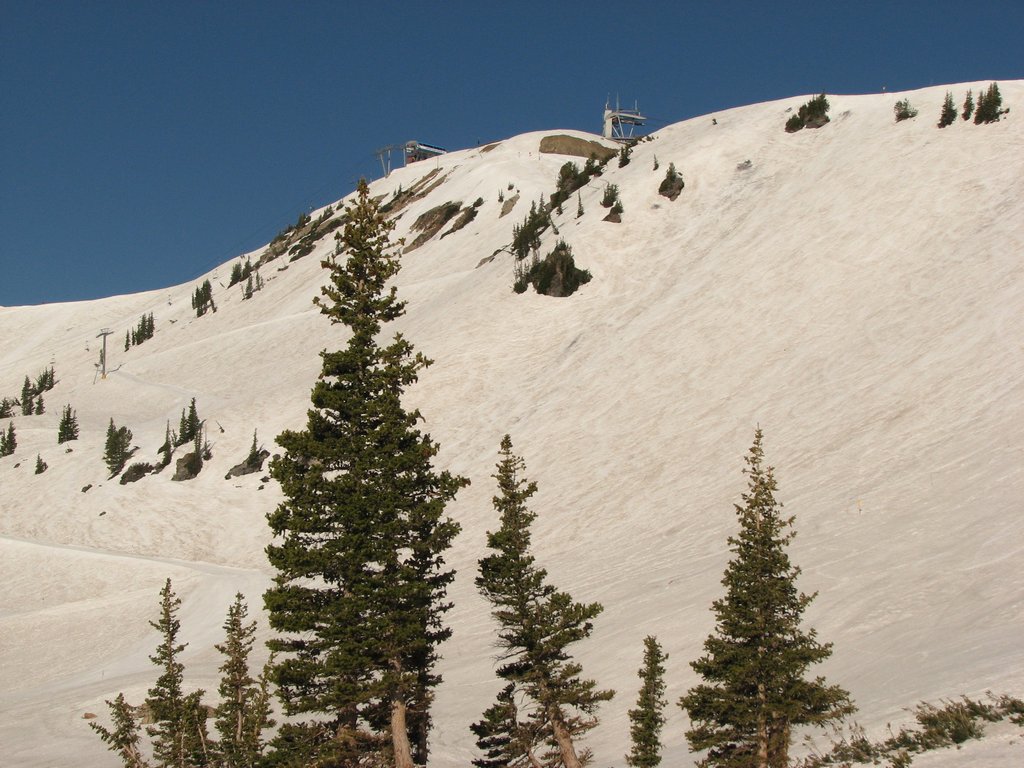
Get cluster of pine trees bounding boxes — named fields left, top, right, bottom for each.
left=0, top=421, right=15, bottom=457
left=939, top=83, right=1005, bottom=128
left=92, top=180, right=855, bottom=768
left=91, top=581, right=273, bottom=768
left=104, top=418, right=134, bottom=476
left=192, top=280, right=216, bottom=317
left=3, top=366, right=57, bottom=416
left=125, top=313, right=156, bottom=350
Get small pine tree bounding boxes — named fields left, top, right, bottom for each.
left=938, top=92, right=957, bottom=128
left=159, top=421, right=174, bottom=468
left=625, top=637, right=668, bottom=768
left=177, top=398, right=201, bottom=446
left=89, top=692, right=151, bottom=768
left=679, top=429, right=854, bottom=768
left=653, top=155, right=659, bottom=171
left=576, top=193, right=584, bottom=219
left=34, top=394, right=44, bottom=414
left=2, top=421, right=16, bottom=456
left=618, top=143, right=632, bottom=167
left=21, top=376, right=34, bottom=415
left=601, top=183, right=619, bottom=208
left=213, top=594, right=274, bottom=768
left=894, top=98, right=918, bottom=122
left=58, top=405, right=79, bottom=443
left=962, top=89, right=974, bottom=121
left=125, top=330, right=132, bottom=351
left=35, top=454, right=47, bottom=474
left=0, top=398, right=13, bottom=418
left=475, top=435, right=614, bottom=768
left=104, top=418, right=133, bottom=476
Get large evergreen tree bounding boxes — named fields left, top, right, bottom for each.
left=679, top=429, right=854, bottom=768
left=264, top=179, right=467, bottom=768
left=475, top=435, right=613, bottom=768
left=625, top=637, right=668, bottom=768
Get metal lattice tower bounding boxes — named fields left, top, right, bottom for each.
left=603, top=97, right=647, bottom=141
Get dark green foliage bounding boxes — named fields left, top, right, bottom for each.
left=89, top=692, right=150, bottom=768
left=576, top=194, right=584, bottom=219
left=625, top=637, right=668, bottom=768
left=658, top=163, right=684, bottom=201
left=158, top=421, right=174, bottom=468
left=146, top=579, right=209, bottom=768
left=511, top=200, right=551, bottom=261
left=21, top=376, right=33, bottom=415
left=245, top=430, right=261, bottom=470
left=785, top=94, right=830, bottom=132
left=104, top=418, right=134, bottom=477
left=214, top=594, right=274, bottom=768
left=893, top=98, right=918, bottom=122
left=474, top=435, right=613, bottom=768
left=228, top=258, right=254, bottom=288
left=618, top=142, right=633, bottom=167
left=974, top=82, right=1004, bottom=124
left=58, top=404, right=79, bottom=443
left=600, top=183, right=620, bottom=208
left=514, top=241, right=592, bottom=298
left=35, top=365, right=56, bottom=393
left=610, top=199, right=624, bottom=216
left=34, top=394, right=44, bottom=414
left=120, top=462, right=154, bottom=484
left=177, top=398, right=201, bottom=446
left=0, top=397, right=14, bottom=418
left=35, top=454, right=47, bottom=474
left=1, top=421, right=17, bottom=456
left=938, top=91, right=957, bottom=128
left=127, top=313, right=156, bottom=348
left=471, top=683, right=551, bottom=768
left=798, top=693, right=1024, bottom=767
left=680, top=429, right=854, bottom=768
left=242, top=270, right=264, bottom=300
left=652, top=155, right=659, bottom=171
left=264, top=179, right=468, bottom=767
left=962, top=90, right=974, bottom=121
left=192, top=279, right=216, bottom=317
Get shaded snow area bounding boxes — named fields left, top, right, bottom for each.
left=2, top=82, right=1022, bottom=766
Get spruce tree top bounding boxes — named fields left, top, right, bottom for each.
left=316, top=179, right=405, bottom=339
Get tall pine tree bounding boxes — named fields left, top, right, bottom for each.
left=625, top=636, right=668, bottom=768
left=475, top=435, right=613, bottom=768
left=679, top=429, right=854, bottom=768
left=146, top=579, right=210, bottom=768
left=264, top=179, right=467, bottom=768
left=938, top=92, right=957, bottom=128
left=214, top=594, right=274, bottom=768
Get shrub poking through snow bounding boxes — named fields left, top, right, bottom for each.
left=785, top=93, right=830, bottom=132
left=894, top=98, right=918, bottom=122
left=513, top=240, right=592, bottom=297
left=658, top=163, right=684, bottom=200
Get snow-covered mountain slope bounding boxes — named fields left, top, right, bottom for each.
left=2, top=82, right=1022, bottom=767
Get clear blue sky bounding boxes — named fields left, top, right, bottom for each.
left=2, top=1, right=1022, bottom=306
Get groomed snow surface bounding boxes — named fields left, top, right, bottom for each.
left=1, top=82, right=1022, bottom=766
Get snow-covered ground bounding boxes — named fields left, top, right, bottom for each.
left=1, top=82, right=1022, bottom=766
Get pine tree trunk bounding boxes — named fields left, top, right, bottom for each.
left=391, top=698, right=416, bottom=768
left=757, top=681, right=769, bottom=768
left=548, top=706, right=583, bottom=768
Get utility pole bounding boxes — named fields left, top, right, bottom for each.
left=97, top=328, right=113, bottom=379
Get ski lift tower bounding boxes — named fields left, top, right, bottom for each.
left=96, top=328, right=113, bottom=379
left=602, top=98, right=646, bottom=142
